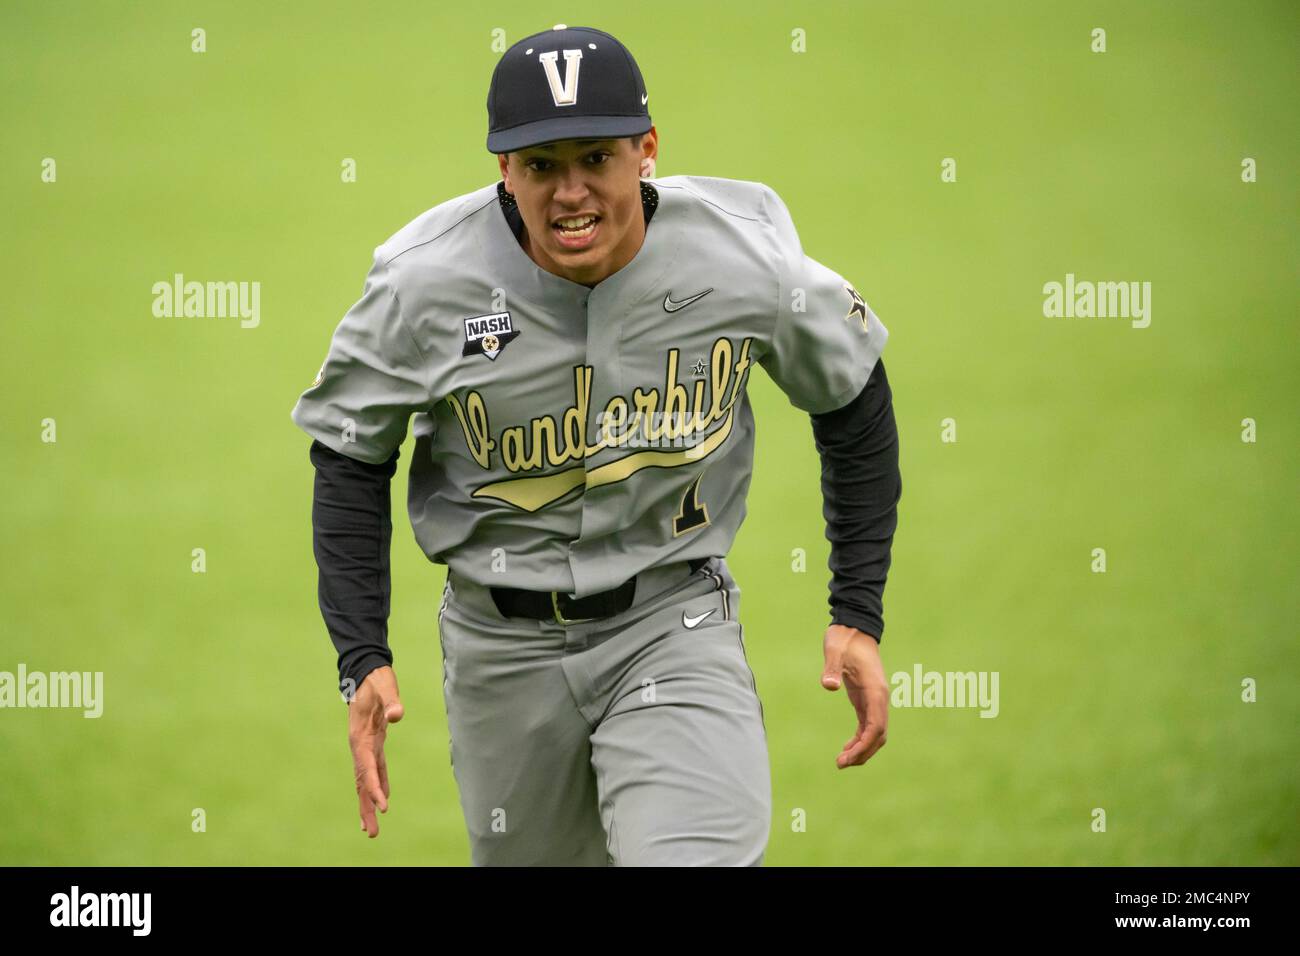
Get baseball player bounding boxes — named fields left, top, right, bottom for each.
left=292, top=24, right=901, bottom=866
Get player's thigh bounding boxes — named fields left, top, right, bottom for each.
left=589, top=600, right=771, bottom=866
left=439, top=592, right=608, bottom=866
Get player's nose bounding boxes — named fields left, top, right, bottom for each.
left=551, top=167, right=594, bottom=209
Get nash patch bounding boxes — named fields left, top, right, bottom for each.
left=462, top=311, right=522, bottom=361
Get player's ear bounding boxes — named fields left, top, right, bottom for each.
left=642, top=126, right=658, bottom=162
left=637, top=129, right=658, bottom=179
left=498, top=152, right=512, bottom=192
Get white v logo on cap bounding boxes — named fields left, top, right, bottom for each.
left=539, top=50, right=583, bottom=106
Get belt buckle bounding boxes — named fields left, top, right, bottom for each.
left=551, top=591, right=597, bottom=625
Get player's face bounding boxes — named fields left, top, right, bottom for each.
left=499, top=129, right=658, bottom=288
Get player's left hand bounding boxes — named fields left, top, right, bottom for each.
left=821, top=625, right=889, bottom=769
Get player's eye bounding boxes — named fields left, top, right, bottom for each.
left=525, top=152, right=609, bottom=173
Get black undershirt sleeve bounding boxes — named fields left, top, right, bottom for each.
left=808, top=357, right=902, bottom=643
left=308, top=439, right=399, bottom=697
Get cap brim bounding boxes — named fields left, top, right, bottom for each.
left=487, top=114, right=652, bottom=154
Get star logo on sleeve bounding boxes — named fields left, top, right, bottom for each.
left=844, top=283, right=869, bottom=332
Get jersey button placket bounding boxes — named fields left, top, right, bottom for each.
left=571, top=285, right=612, bottom=594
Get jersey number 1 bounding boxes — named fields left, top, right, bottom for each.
left=673, top=472, right=711, bottom=537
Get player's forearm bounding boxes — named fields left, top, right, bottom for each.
left=809, top=358, right=901, bottom=643
left=308, top=439, right=401, bottom=694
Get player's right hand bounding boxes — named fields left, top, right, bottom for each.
left=347, top=666, right=404, bottom=838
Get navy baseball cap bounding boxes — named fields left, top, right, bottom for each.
left=486, top=24, right=652, bottom=154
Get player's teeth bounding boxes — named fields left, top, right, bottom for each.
left=556, top=216, right=597, bottom=231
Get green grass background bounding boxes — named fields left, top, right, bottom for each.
left=1, top=0, right=1296, bottom=865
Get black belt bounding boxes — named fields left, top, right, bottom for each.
left=490, top=556, right=712, bottom=623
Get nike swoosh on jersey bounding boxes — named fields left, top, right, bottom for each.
left=663, top=288, right=714, bottom=313
left=682, top=608, right=716, bottom=629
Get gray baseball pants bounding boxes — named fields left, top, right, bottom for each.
left=436, top=555, right=771, bottom=866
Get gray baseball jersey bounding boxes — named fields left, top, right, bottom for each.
left=291, top=174, right=889, bottom=597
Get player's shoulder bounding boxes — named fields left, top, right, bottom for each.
left=368, top=181, right=500, bottom=274
left=653, top=174, right=787, bottom=226
left=653, top=174, right=798, bottom=273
